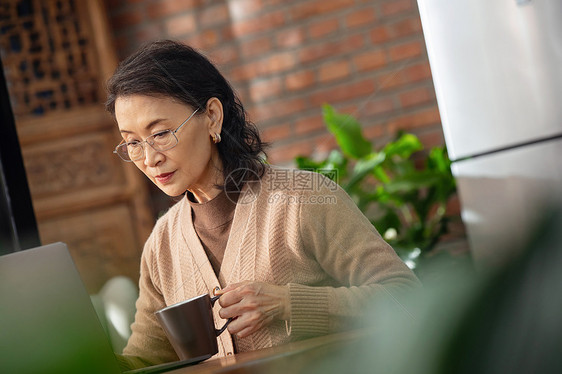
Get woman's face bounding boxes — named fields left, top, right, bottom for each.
left=114, top=94, right=224, bottom=202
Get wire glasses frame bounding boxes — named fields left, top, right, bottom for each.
left=113, top=107, right=200, bottom=162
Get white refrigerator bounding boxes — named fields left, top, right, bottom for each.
left=417, top=0, right=562, bottom=268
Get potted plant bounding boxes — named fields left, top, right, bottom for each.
left=295, top=105, right=458, bottom=270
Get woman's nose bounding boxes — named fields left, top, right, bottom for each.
left=143, top=144, right=163, bottom=167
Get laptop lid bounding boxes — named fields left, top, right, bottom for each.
left=0, top=242, right=122, bottom=374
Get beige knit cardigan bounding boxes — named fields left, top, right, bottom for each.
left=122, top=167, right=420, bottom=365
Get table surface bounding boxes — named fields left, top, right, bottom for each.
left=166, top=330, right=364, bottom=374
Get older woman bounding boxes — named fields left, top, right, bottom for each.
left=106, top=40, right=419, bottom=368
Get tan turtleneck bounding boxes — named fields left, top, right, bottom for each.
left=187, top=191, right=238, bottom=276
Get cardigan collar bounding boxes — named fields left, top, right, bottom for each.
left=178, top=179, right=260, bottom=291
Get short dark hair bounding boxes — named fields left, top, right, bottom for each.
left=106, top=40, right=267, bottom=192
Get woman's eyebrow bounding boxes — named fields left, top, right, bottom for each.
left=120, top=118, right=166, bottom=134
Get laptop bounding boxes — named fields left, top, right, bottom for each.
left=0, top=242, right=210, bottom=374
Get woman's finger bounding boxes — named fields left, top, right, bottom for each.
left=216, top=281, right=246, bottom=294
left=235, top=325, right=257, bottom=339
left=217, top=286, right=245, bottom=307
left=216, top=281, right=252, bottom=306
left=225, top=310, right=265, bottom=337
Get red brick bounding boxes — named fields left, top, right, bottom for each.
left=405, top=62, right=433, bottom=82
left=285, top=70, right=316, bottom=91
left=261, top=123, right=291, bottom=142
left=257, top=51, right=297, bottom=75
left=446, top=194, right=461, bottom=216
left=398, top=87, right=433, bottom=108
left=340, top=104, right=360, bottom=115
left=184, top=29, right=220, bottom=50
left=363, top=124, right=385, bottom=140
left=135, top=23, right=163, bottom=43
left=268, top=140, right=314, bottom=164
left=390, top=17, right=423, bottom=38
left=308, top=18, right=340, bottom=38
left=110, top=11, right=143, bottom=28
left=147, top=0, right=200, bottom=19
left=313, top=133, right=339, bottom=155
left=200, top=4, right=230, bottom=28
left=240, top=36, right=273, bottom=58
left=294, top=115, right=325, bottom=135
left=252, top=97, right=307, bottom=123
left=415, top=127, right=445, bottom=149
left=262, top=0, right=285, bottom=7
left=353, top=49, right=386, bottom=72
left=376, top=62, right=432, bottom=90
left=381, top=0, right=413, bottom=16
left=249, top=77, right=283, bottom=102
left=299, top=34, right=364, bottom=64
left=386, top=107, right=441, bottom=133
left=208, top=45, right=239, bottom=65
left=228, top=0, right=264, bottom=20
left=318, top=60, right=350, bottom=83
left=345, top=8, right=376, bottom=28
left=231, top=10, right=285, bottom=36
left=376, top=71, right=406, bottom=91
left=363, top=97, right=395, bottom=116
left=291, top=0, right=355, bottom=20
left=236, top=87, right=251, bottom=107
left=370, top=26, right=390, bottom=44
left=310, top=80, right=376, bottom=106
left=165, top=13, right=197, bottom=37
left=231, top=62, right=260, bottom=82
left=388, top=41, right=423, bottom=62
left=276, top=27, right=306, bottom=48
left=220, top=25, right=236, bottom=42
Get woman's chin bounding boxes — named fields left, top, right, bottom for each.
left=154, top=183, right=187, bottom=198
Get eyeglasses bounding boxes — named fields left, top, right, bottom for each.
left=113, top=107, right=200, bottom=162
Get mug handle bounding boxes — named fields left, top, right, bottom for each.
left=210, top=295, right=233, bottom=336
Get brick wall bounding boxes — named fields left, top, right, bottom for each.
left=104, top=0, right=468, bottom=254
left=104, top=0, right=444, bottom=165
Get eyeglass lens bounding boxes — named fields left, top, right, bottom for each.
left=119, top=131, right=178, bottom=161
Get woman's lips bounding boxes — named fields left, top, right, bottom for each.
left=155, top=171, right=175, bottom=184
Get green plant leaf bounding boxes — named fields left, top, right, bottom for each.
left=383, top=133, right=423, bottom=159
left=325, top=150, right=346, bottom=166
left=322, top=104, right=372, bottom=159
left=427, top=146, right=449, bottom=172
left=295, top=155, right=324, bottom=170
left=426, top=146, right=456, bottom=203
left=294, top=107, right=458, bottom=264
left=324, top=150, right=347, bottom=172
left=372, top=210, right=402, bottom=238
left=323, top=150, right=348, bottom=181
left=383, top=171, right=443, bottom=194
left=373, top=165, right=391, bottom=183
left=345, top=152, right=385, bottom=190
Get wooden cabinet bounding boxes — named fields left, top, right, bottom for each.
left=0, top=0, right=153, bottom=292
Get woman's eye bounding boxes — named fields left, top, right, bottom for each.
left=152, top=131, right=168, bottom=138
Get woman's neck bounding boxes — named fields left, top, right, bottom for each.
left=188, top=150, right=224, bottom=203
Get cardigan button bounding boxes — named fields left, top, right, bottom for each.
left=212, top=286, right=221, bottom=296
left=227, top=352, right=233, bottom=356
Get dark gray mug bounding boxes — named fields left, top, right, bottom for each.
left=155, top=294, right=231, bottom=360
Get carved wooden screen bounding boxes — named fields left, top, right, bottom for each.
left=0, top=0, right=153, bottom=292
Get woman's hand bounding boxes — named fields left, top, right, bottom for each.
left=216, top=281, right=290, bottom=338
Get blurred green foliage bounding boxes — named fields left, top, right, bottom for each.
left=295, top=104, right=457, bottom=268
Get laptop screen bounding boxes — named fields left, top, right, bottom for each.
left=0, top=242, right=122, bottom=374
